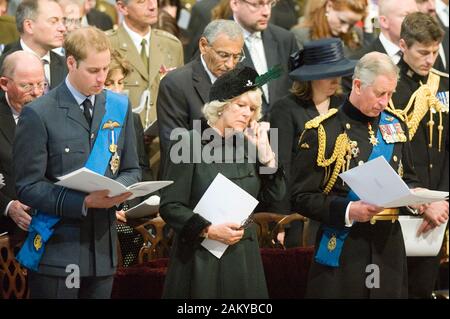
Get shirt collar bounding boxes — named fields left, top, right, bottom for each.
left=200, top=54, right=217, bottom=84
left=123, top=21, right=151, bottom=53
left=379, top=33, right=401, bottom=60
left=65, top=76, right=95, bottom=106
left=233, top=16, right=262, bottom=41
left=20, top=39, right=51, bottom=62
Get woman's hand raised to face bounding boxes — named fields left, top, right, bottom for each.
left=244, top=121, right=276, bottom=167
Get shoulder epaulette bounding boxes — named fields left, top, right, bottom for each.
left=304, top=108, right=338, bottom=130
left=430, top=68, right=449, bottom=78
left=153, top=29, right=181, bottom=43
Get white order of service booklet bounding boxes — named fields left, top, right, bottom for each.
left=55, top=167, right=173, bottom=200
left=194, top=173, right=259, bottom=259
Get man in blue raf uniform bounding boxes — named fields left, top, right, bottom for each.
left=389, top=12, right=449, bottom=298
left=291, top=52, right=447, bottom=298
left=13, top=26, right=140, bottom=299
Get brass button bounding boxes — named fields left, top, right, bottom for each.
left=64, top=147, right=70, bottom=153
left=91, top=133, right=95, bottom=139
left=429, top=164, right=433, bottom=169
left=393, top=155, right=398, bottom=162
left=358, top=160, right=364, bottom=166
left=346, top=123, right=351, bottom=129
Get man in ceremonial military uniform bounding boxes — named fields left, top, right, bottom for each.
left=291, top=52, right=448, bottom=298
left=13, top=27, right=140, bottom=298
left=389, top=12, right=449, bottom=298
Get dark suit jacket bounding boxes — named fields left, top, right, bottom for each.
left=0, top=41, right=67, bottom=90
left=86, top=8, right=113, bottom=31
left=241, top=23, right=299, bottom=119
left=14, top=83, right=140, bottom=277
left=157, top=56, right=211, bottom=177
left=0, top=92, right=17, bottom=234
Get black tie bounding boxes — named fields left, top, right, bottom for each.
left=82, top=98, right=93, bottom=127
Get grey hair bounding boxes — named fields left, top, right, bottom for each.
left=203, top=89, right=263, bottom=125
left=202, top=19, right=243, bottom=44
left=353, top=52, right=399, bottom=87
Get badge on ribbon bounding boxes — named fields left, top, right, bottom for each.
left=103, top=120, right=121, bottom=174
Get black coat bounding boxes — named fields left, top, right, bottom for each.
left=0, top=41, right=67, bottom=90
left=160, top=130, right=286, bottom=298
left=0, top=92, right=18, bottom=235
left=291, top=99, right=420, bottom=298
left=392, top=59, right=449, bottom=192
left=270, top=93, right=344, bottom=214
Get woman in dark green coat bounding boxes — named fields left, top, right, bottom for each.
left=159, top=66, right=286, bottom=298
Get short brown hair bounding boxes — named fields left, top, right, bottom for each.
left=400, top=12, right=444, bottom=47
left=291, top=80, right=342, bottom=100
left=64, top=26, right=111, bottom=63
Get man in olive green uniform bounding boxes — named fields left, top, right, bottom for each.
left=0, top=15, right=19, bottom=53
left=389, top=12, right=449, bottom=298
left=108, top=0, right=183, bottom=169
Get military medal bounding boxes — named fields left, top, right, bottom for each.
left=397, top=159, right=404, bottom=178
left=327, top=234, right=337, bottom=252
left=110, top=152, right=120, bottom=175
left=102, top=120, right=122, bottom=174
left=350, top=140, right=360, bottom=158
left=33, top=234, right=42, bottom=251
left=368, top=123, right=379, bottom=146
left=436, top=91, right=449, bottom=113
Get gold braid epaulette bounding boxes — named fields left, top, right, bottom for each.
left=304, top=108, right=339, bottom=130
left=389, top=71, right=443, bottom=141
left=301, top=109, right=350, bottom=194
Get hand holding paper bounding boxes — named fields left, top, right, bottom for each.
left=339, top=157, right=449, bottom=208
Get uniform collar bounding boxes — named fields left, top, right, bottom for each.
left=342, top=97, right=377, bottom=124
left=398, top=58, right=428, bottom=83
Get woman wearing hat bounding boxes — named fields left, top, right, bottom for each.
left=159, top=65, right=285, bottom=298
left=270, top=38, right=356, bottom=247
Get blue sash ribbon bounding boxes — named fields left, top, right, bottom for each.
left=17, top=90, right=128, bottom=271
left=315, top=111, right=398, bottom=267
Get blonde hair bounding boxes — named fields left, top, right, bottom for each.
left=203, top=89, right=263, bottom=125
left=64, top=26, right=111, bottom=63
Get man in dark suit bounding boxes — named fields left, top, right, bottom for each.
left=0, top=0, right=67, bottom=90
left=157, top=19, right=244, bottom=177
left=14, top=26, right=140, bottom=299
left=230, top=0, right=298, bottom=120
left=0, top=51, right=45, bottom=236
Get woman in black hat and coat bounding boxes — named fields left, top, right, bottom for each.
left=159, top=66, right=286, bottom=298
left=270, top=38, right=356, bottom=247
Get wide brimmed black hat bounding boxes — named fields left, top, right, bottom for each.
left=289, top=38, right=356, bottom=81
left=209, top=64, right=282, bottom=102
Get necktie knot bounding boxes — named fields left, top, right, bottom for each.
left=82, top=98, right=93, bottom=126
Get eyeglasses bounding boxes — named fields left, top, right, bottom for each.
left=208, top=45, right=246, bottom=63
left=6, top=77, right=48, bottom=93
left=63, top=17, right=82, bottom=26
left=240, top=0, right=278, bottom=10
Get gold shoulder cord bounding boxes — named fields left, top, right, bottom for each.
left=388, top=71, right=446, bottom=151
left=300, top=109, right=351, bottom=194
